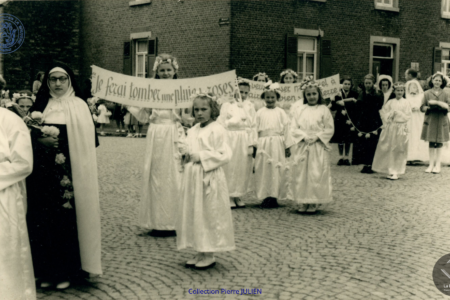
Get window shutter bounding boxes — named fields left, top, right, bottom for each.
left=123, top=42, right=132, bottom=75
left=320, top=40, right=332, bottom=78
left=433, top=47, right=443, bottom=74
left=147, top=37, right=158, bottom=78
left=286, top=35, right=298, bottom=71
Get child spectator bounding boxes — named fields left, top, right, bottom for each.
left=329, top=76, right=358, bottom=166
left=421, top=72, right=450, bottom=174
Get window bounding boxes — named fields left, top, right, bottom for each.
left=373, top=44, right=393, bottom=59
left=286, top=30, right=330, bottom=80
left=123, top=36, right=157, bottom=78
left=369, top=36, right=400, bottom=82
left=297, top=37, right=317, bottom=80
left=376, top=0, right=393, bottom=7
left=374, top=0, right=399, bottom=12
left=442, top=0, right=450, bottom=18
left=135, top=40, right=148, bottom=78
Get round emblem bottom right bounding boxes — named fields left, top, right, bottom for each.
left=432, top=253, right=450, bottom=296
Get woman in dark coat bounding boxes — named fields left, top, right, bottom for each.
left=26, top=62, right=102, bottom=290
left=420, top=72, right=450, bottom=174
left=352, top=74, right=384, bottom=173
left=330, top=76, right=359, bottom=166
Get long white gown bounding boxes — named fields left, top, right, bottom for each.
left=254, top=107, right=294, bottom=200
left=289, top=104, right=334, bottom=209
left=0, top=108, right=36, bottom=300
left=372, top=98, right=412, bottom=175
left=176, top=122, right=235, bottom=252
left=217, top=100, right=257, bottom=197
left=129, top=108, right=186, bottom=230
left=405, top=80, right=428, bottom=162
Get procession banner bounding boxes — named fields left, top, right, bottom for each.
left=90, top=65, right=237, bottom=109
left=243, top=74, right=340, bottom=102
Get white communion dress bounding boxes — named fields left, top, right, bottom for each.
left=405, top=80, right=428, bottom=162
left=372, top=98, right=412, bottom=175
left=254, top=107, right=294, bottom=200
left=289, top=104, right=334, bottom=210
left=217, top=99, right=257, bottom=197
left=176, top=121, right=235, bottom=252
left=0, top=108, right=36, bottom=300
left=129, top=107, right=186, bottom=231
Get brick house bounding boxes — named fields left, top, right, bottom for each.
left=79, top=0, right=450, bottom=86
left=0, top=0, right=81, bottom=92
left=2, top=0, right=450, bottom=92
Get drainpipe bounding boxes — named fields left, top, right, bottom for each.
left=0, top=4, right=4, bottom=77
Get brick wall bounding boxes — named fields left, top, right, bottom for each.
left=2, top=0, right=81, bottom=93
left=80, top=0, right=231, bottom=81
left=230, top=0, right=450, bottom=84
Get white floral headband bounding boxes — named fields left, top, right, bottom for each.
left=280, top=69, right=299, bottom=78
left=264, top=81, right=281, bottom=92
left=253, top=72, right=270, bottom=81
left=189, top=92, right=218, bottom=102
left=152, top=57, right=179, bottom=72
left=300, top=76, right=323, bottom=91
left=393, top=82, right=406, bottom=89
left=12, top=93, right=36, bottom=102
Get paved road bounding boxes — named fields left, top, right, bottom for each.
left=37, top=136, right=450, bottom=300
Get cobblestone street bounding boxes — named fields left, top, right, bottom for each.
left=37, top=136, right=450, bottom=300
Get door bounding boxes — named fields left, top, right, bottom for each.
left=442, top=60, right=450, bottom=77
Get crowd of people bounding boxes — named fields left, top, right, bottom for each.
left=1, top=53, right=449, bottom=299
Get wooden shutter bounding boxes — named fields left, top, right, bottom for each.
left=286, top=35, right=298, bottom=71
left=433, top=47, right=443, bottom=74
left=147, top=37, right=158, bottom=78
left=123, top=42, right=132, bottom=75
left=320, top=39, right=332, bottom=78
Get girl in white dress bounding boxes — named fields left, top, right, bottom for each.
left=177, top=93, right=235, bottom=270
left=217, top=81, right=257, bottom=208
left=254, top=83, right=294, bottom=208
left=405, top=79, right=428, bottom=163
left=0, top=107, right=36, bottom=300
left=289, top=81, right=334, bottom=213
left=252, top=72, right=270, bottom=111
left=277, top=69, right=299, bottom=115
left=128, top=54, right=185, bottom=237
left=97, top=101, right=110, bottom=136
left=372, top=82, right=412, bottom=180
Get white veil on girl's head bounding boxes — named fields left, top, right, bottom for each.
left=405, top=80, right=424, bottom=98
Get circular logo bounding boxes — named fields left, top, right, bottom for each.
left=0, top=14, right=25, bottom=54
left=433, top=253, right=450, bottom=296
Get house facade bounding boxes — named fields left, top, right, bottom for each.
left=0, top=0, right=81, bottom=92
left=1, top=0, right=450, bottom=92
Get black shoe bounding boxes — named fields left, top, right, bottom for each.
left=366, top=166, right=375, bottom=174
left=149, top=230, right=176, bottom=237
left=343, top=159, right=351, bottom=166
left=360, top=166, right=368, bottom=173
left=260, top=198, right=272, bottom=208
left=337, top=159, right=344, bottom=166
left=260, top=197, right=278, bottom=208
